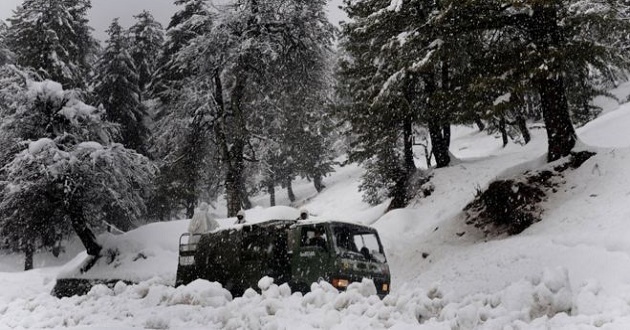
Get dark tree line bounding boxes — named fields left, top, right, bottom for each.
left=336, top=0, right=630, bottom=207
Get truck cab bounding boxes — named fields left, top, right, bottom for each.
left=176, top=219, right=390, bottom=297
left=288, top=221, right=390, bottom=295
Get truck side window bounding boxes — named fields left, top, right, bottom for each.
left=300, top=226, right=327, bottom=250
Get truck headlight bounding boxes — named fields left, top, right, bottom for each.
left=332, top=278, right=349, bottom=288
left=382, top=283, right=389, bottom=292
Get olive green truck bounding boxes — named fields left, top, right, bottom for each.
left=176, top=219, right=391, bottom=297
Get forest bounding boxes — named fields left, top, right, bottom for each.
left=0, top=0, right=629, bottom=271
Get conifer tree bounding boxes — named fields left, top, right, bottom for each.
left=0, top=21, right=13, bottom=65
left=429, top=0, right=630, bottom=161
left=337, top=0, right=426, bottom=207
left=93, top=19, right=148, bottom=154
left=148, top=0, right=216, bottom=219
left=128, top=10, right=164, bottom=102
left=150, top=79, right=222, bottom=219
left=5, top=0, right=98, bottom=89
left=151, top=0, right=213, bottom=102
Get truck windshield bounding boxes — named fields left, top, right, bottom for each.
left=333, top=227, right=386, bottom=263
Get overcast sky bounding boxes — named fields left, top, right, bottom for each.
left=0, top=0, right=347, bottom=42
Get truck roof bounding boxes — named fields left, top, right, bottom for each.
left=220, top=218, right=377, bottom=233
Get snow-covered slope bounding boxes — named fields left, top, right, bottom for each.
left=2, top=105, right=630, bottom=328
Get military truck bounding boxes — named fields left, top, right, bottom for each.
left=176, top=219, right=391, bottom=297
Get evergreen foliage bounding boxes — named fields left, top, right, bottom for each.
left=148, top=0, right=217, bottom=219
left=426, top=0, right=630, bottom=161
left=128, top=10, right=164, bottom=102
left=93, top=19, right=149, bottom=154
left=0, top=21, right=14, bottom=66
left=149, top=78, right=222, bottom=219
left=337, top=0, right=427, bottom=207
left=5, top=0, right=98, bottom=89
left=338, top=0, right=630, bottom=207
left=151, top=0, right=213, bottom=102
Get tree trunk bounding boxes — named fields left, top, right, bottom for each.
left=443, top=123, right=451, bottom=149
left=185, top=197, right=195, bottom=219
left=475, top=116, right=485, bottom=131
left=313, top=175, right=325, bottom=193
left=268, top=182, right=276, bottom=207
left=183, top=132, right=201, bottom=219
left=388, top=114, right=417, bottom=210
left=240, top=176, right=252, bottom=210
left=24, top=242, right=34, bottom=271
left=403, top=115, right=416, bottom=173
left=219, top=72, right=248, bottom=217
left=429, top=120, right=451, bottom=168
left=387, top=174, right=408, bottom=211
left=401, top=71, right=418, bottom=173
left=499, top=116, right=508, bottom=147
left=226, top=163, right=243, bottom=217
left=538, top=76, right=576, bottom=162
left=388, top=143, right=415, bottom=210
left=529, top=6, right=576, bottom=162
left=423, top=144, right=432, bottom=169
left=69, top=213, right=101, bottom=256
left=286, top=177, right=296, bottom=203
left=424, top=72, right=451, bottom=168
left=516, top=115, right=531, bottom=144
left=52, top=234, right=62, bottom=257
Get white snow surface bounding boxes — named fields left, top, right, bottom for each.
left=3, top=102, right=630, bottom=328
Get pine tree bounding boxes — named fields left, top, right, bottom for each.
left=148, top=0, right=217, bottom=219
left=5, top=0, right=98, bottom=89
left=0, top=21, right=14, bottom=65
left=151, top=0, right=213, bottom=102
left=337, top=0, right=426, bottom=207
left=432, top=0, right=630, bottom=161
left=150, top=79, right=222, bottom=219
left=93, top=19, right=148, bottom=154
left=128, top=10, right=164, bottom=102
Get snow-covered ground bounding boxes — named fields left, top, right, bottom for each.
left=3, top=101, right=630, bottom=328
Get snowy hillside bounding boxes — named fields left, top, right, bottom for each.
left=2, top=105, right=630, bottom=328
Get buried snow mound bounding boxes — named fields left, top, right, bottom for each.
left=52, top=221, right=183, bottom=297
left=464, top=151, right=595, bottom=236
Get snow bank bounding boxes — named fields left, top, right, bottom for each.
left=5, top=268, right=630, bottom=329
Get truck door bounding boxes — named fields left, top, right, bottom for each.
left=291, top=224, right=332, bottom=292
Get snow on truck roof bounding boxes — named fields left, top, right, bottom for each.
left=217, top=218, right=376, bottom=233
